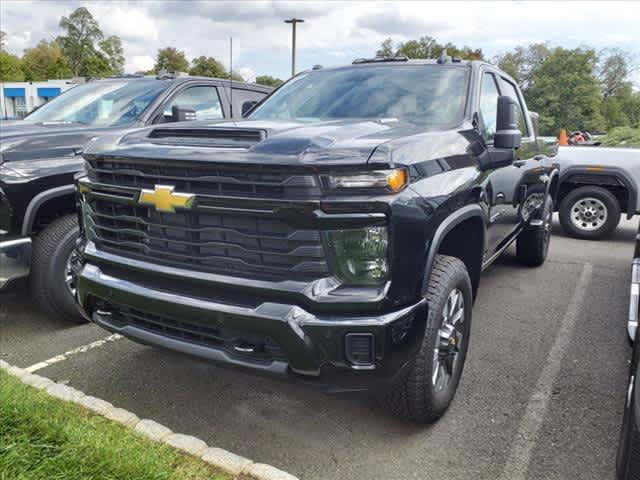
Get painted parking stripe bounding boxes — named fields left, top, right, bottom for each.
left=25, top=334, right=122, bottom=373
left=499, top=263, right=593, bottom=480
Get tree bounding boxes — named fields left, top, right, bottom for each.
left=255, top=75, right=284, bottom=87
left=526, top=47, right=604, bottom=135
left=154, top=47, right=189, bottom=73
left=0, top=51, right=24, bottom=81
left=57, top=7, right=104, bottom=76
left=494, top=43, right=550, bottom=88
left=99, top=36, right=124, bottom=75
left=189, top=56, right=226, bottom=78
left=21, top=40, right=71, bottom=81
left=375, top=36, right=483, bottom=60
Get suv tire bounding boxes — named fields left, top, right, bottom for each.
left=617, top=374, right=640, bottom=480
left=559, top=186, right=621, bottom=240
left=30, top=215, right=86, bottom=323
left=517, top=194, right=553, bottom=267
left=383, top=255, right=472, bottom=423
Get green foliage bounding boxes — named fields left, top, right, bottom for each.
left=256, top=75, right=284, bottom=87
left=22, top=40, right=71, bottom=81
left=376, top=36, right=483, bottom=60
left=600, top=126, right=640, bottom=148
left=99, top=36, right=125, bottom=75
left=0, top=370, right=230, bottom=480
left=494, top=43, right=550, bottom=87
left=0, top=51, right=24, bottom=81
left=189, top=55, right=227, bottom=78
left=155, top=47, right=189, bottom=73
left=526, top=47, right=604, bottom=135
left=57, top=7, right=104, bottom=76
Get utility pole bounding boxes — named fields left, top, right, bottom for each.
left=284, top=18, right=304, bottom=77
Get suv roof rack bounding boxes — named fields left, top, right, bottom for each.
left=352, top=56, right=409, bottom=65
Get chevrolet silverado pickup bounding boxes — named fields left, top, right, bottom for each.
left=73, top=57, right=558, bottom=422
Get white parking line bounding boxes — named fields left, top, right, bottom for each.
left=25, top=334, right=122, bottom=373
left=499, top=263, right=593, bottom=480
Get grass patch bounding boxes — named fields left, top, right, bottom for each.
left=600, top=126, right=640, bottom=148
left=0, top=370, right=231, bottom=480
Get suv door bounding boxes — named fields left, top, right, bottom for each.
left=153, top=84, right=226, bottom=124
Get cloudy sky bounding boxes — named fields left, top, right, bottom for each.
left=2, top=1, right=639, bottom=83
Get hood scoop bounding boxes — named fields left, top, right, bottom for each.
left=148, top=127, right=266, bottom=148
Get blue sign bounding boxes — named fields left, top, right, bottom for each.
left=4, top=88, right=25, bottom=98
left=37, top=87, right=61, bottom=98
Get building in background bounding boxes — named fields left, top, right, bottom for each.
left=1, top=79, right=81, bottom=120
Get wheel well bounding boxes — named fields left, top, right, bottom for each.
left=436, top=216, right=484, bottom=299
left=557, top=175, right=628, bottom=213
left=28, top=194, right=76, bottom=235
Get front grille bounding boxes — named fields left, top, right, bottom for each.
left=101, top=301, right=287, bottom=365
left=86, top=158, right=320, bottom=199
left=86, top=198, right=329, bottom=281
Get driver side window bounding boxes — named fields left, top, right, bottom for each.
left=161, top=85, right=223, bottom=122
left=479, top=73, right=500, bottom=143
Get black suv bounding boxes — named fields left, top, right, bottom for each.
left=73, top=58, right=558, bottom=422
left=0, top=75, right=271, bottom=321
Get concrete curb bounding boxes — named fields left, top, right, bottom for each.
left=0, top=360, right=299, bottom=480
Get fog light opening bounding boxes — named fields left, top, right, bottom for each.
left=345, top=332, right=375, bottom=368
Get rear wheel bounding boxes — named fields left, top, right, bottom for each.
left=30, top=215, right=86, bottom=323
left=559, top=186, right=621, bottom=240
left=383, top=255, right=472, bottom=423
left=516, top=194, right=553, bottom=267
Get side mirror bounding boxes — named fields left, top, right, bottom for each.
left=241, top=100, right=258, bottom=117
left=494, top=96, right=521, bottom=149
left=167, top=105, right=196, bottom=123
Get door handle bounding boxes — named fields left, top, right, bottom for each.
left=513, top=160, right=526, bottom=167
left=533, top=154, right=545, bottom=161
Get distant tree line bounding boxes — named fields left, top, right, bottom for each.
left=376, top=36, right=640, bottom=135
left=0, top=7, right=283, bottom=88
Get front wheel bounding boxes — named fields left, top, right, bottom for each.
left=30, top=215, right=86, bottom=323
left=617, top=374, right=640, bottom=479
left=383, top=255, right=472, bottom=423
left=559, top=186, right=621, bottom=240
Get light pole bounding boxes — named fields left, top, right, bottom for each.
left=284, top=18, right=304, bottom=77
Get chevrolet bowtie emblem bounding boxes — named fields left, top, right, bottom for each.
left=138, top=185, right=195, bottom=213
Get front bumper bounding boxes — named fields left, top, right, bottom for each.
left=76, top=259, right=427, bottom=393
left=0, top=237, right=31, bottom=289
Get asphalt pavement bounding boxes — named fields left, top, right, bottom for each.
left=1, top=216, right=636, bottom=480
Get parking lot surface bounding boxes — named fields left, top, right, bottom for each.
left=1, top=217, right=635, bottom=480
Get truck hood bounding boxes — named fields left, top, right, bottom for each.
left=0, top=121, right=123, bottom=163
left=85, top=118, right=468, bottom=167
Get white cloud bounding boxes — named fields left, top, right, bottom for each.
left=238, top=67, right=256, bottom=83
left=0, top=0, right=639, bottom=83
left=129, top=55, right=155, bottom=73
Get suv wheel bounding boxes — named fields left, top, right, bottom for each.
left=383, top=255, right=472, bottom=423
left=30, top=215, right=86, bottom=323
left=559, top=186, right=621, bottom=239
left=516, top=194, right=553, bottom=267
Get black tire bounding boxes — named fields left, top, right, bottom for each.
left=617, top=373, right=640, bottom=479
left=382, top=255, right=472, bottom=423
left=516, top=195, right=553, bottom=267
left=559, top=186, right=621, bottom=240
left=30, top=214, right=86, bottom=323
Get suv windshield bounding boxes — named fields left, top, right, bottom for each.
left=250, top=64, right=469, bottom=126
left=25, top=79, right=169, bottom=127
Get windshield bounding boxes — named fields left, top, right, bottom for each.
left=250, top=65, right=469, bottom=126
left=25, top=80, right=169, bottom=127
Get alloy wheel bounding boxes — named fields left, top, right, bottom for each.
left=432, top=288, right=465, bottom=392
left=569, top=197, right=608, bottom=232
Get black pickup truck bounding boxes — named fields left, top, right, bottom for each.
left=0, top=75, right=270, bottom=321
left=73, top=57, right=558, bottom=422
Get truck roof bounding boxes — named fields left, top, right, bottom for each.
left=90, top=74, right=272, bottom=93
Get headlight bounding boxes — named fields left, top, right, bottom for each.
left=323, top=226, right=389, bottom=285
left=323, top=168, right=408, bottom=193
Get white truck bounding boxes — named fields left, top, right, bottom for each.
left=553, top=146, right=640, bottom=239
